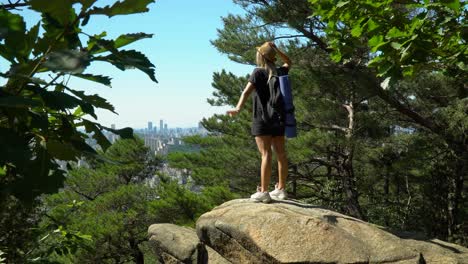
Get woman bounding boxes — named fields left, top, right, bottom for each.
left=227, top=42, right=292, bottom=203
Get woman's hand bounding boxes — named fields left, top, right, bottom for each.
left=268, top=41, right=292, bottom=68
left=227, top=108, right=240, bottom=117
left=268, top=41, right=278, bottom=50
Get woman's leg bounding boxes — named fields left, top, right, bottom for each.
left=272, top=136, right=288, bottom=190
left=255, top=136, right=272, bottom=192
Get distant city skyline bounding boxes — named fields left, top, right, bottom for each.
left=113, top=119, right=201, bottom=130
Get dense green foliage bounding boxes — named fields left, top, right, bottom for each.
left=311, top=0, right=466, bottom=79
left=309, top=0, right=467, bottom=243
left=0, top=1, right=159, bottom=263
left=0, top=0, right=157, bottom=205
left=169, top=0, right=467, bottom=246
left=2, top=138, right=235, bottom=263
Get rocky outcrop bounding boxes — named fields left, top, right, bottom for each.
left=148, top=223, right=230, bottom=264
left=401, top=238, right=468, bottom=264
left=148, top=199, right=468, bottom=263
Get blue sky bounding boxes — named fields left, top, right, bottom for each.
left=2, top=0, right=253, bottom=128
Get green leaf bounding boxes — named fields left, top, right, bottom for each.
left=409, top=18, right=425, bottom=34
left=95, top=49, right=157, bottom=82
left=351, top=23, right=363, bottom=37
left=73, top=106, right=85, bottom=117
left=0, top=10, right=28, bottom=62
left=390, top=42, right=402, bottom=50
left=114, top=32, right=153, bottom=49
left=0, top=9, right=25, bottom=40
left=81, top=13, right=91, bottom=26
left=441, top=0, right=460, bottom=13
left=402, top=66, right=414, bottom=77
left=89, top=0, right=155, bottom=17
left=43, top=50, right=91, bottom=74
left=67, top=89, right=116, bottom=113
left=29, top=110, right=49, bottom=131
left=87, top=33, right=152, bottom=54
left=70, top=139, right=97, bottom=154
left=400, top=42, right=413, bottom=62
left=29, top=0, right=74, bottom=25
left=336, top=1, right=350, bottom=8
left=386, top=27, right=406, bottom=39
left=23, top=22, right=40, bottom=58
left=351, top=17, right=368, bottom=37
left=366, top=18, right=379, bottom=32
left=376, top=62, right=394, bottom=77
left=9, top=151, right=66, bottom=204
left=73, top=73, right=112, bottom=87
left=368, top=35, right=383, bottom=47
left=80, top=102, right=97, bottom=119
left=32, top=14, right=67, bottom=57
left=367, top=55, right=385, bottom=67
left=456, top=61, right=466, bottom=71
left=75, top=0, right=97, bottom=11
left=380, top=77, right=391, bottom=90
left=368, top=35, right=388, bottom=52
left=46, top=140, right=79, bottom=160
left=330, top=50, right=342, bottom=62
left=103, top=126, right=134, bottom=139
left=0, top=127, right=32, bottom=166
left=82, top=119, right=112, bottom=150
left=38, top=90, right=81, bottom=111
left=88, top=38, right=117, bottom=55
left=0, top=96, right=41, bottom=108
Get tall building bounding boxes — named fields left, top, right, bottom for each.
left=148, top=121, right=153, bottom=131
left=160, top=119, right=163, bottom=134
left=164, top=124, right=168, bottom=134
left=110, top=124, right=117, bottom=143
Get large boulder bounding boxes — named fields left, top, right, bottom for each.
left=195, top=199, right=468, bottom=264
left=147, top=223, right=230, bottom=264
left=401, top=238, right=468, bottom=264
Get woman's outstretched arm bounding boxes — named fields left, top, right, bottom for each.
left=227, top=82, right=255, bottom=117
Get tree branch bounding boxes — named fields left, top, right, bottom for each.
left=0, top=0, right=28, bottom=10
left=300, top=121, right=349, bottom=133
left=307, top=157, right=339, bottom=169
left=272, top=34, right=306, bottom=40
left=69, top=186, right=97, bottom=201
left=295, top=27, right=332, bottom=53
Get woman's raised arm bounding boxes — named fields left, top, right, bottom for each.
left=269, top=42, right=292, bottom=69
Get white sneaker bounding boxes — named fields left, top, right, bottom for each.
left=269, top=183, right=287, bottom=200
left=250, top=186, right=272, bottom=203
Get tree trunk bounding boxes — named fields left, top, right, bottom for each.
left=292, top=164, right=298, bottom=198
left=129, top=238, right=144, bottom=264
left=342, top=158, right=365, bottom=220
left=341, top=102, right=366, bottom=220
left=447, top=150, right=467, bottom=242
left=384, top=170, right=390, bottom=226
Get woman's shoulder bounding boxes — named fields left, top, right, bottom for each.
left=250, top=67, right=268, bottom=78
left=252, top=67, right=267, bottom=73
left=277, top=66, right=289, bottom=76
left=249, top=67, right=267, bottom=84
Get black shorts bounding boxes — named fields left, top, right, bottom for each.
left=251, top=120, right=285, bottom=137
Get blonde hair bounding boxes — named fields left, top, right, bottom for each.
left=256, top=51, right=277, bottom=81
